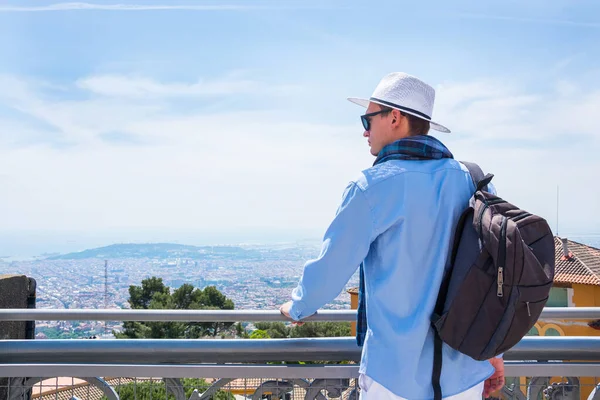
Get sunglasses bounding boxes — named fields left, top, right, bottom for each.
left=360, top=109, right=391, bottom=131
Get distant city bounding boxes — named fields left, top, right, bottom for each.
left=0, top=242, right=359, bottom=339
left=2, top=236, right=598, bottom=339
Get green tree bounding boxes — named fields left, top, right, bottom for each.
left=249, top=329, right=271, bottom=339
left=254, top=322, right=290, bottom=338
left=191, top=286, right=235, bottom=338
left=247, top=321, right=352, bottom=365
left=290, top=321, right=351, bottom=338
left=129, top=276, right=169, bottom=309
left=250, top=321, right=351, bottom=339
left=235, top=322, right=250, bottom=338
left=114, top=277, right=235, bottom=339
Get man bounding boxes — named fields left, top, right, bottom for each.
left=280, top=72, right=505, bottom=399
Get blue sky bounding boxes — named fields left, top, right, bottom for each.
left=0, top=0, right=599, bottom=255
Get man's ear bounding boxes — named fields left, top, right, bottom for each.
left=391, top=109, right=401, bottom=125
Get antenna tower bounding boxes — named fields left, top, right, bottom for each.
left=104, top=260, right=108, bottom=335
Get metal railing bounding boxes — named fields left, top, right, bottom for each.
left=1, top=336, right=600, bottom=365
left=1, top=308, right=600, bottom=400
left=1, top=307, right=600, bottom=322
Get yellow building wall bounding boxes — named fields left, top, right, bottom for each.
left=536, top=284, right=600, bottom=400
left=538, top=285, right=599, bottom=337
left=573, top=284, right=600, bottom=307
left=349, top=290, right=358, bottom=336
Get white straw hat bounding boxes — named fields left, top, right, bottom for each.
left=348, top=72, right=450, bottom=133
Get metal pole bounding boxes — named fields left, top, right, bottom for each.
left=1, top=337, right=599, bottom=364
left=0, top=307, right=598, bottom=322
left=0, top=309, right=357, bottom=322
left=0, top=363, right=599, bottom=379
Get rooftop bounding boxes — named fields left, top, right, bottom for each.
left=554, top=237, right=600, bottom=287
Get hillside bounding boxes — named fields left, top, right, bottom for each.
left=47, top=243, right=259, bottom=260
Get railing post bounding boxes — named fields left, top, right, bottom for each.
left=0, top=275, right=36, bottom=400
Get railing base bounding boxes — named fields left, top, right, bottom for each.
left=1, top=362, right=599, bottom=379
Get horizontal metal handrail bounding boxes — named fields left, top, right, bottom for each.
left=0, top=309, right=355, bottom=322
left=1, top=362, right=600, bottom=378
left=1, top=337, right=599, bottom=364
left=1, top=307, right=599, bottom=322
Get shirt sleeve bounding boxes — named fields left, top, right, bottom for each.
left=288, top=182, right=374, bottom=321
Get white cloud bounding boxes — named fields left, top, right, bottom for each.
left=0, top=73, right=598, bottom=251
left=0, top=3, right=254, bottom=12
left=75, top=74, right=299, bottom=98
left=0, top=75, right=162, bottom=145
left=435, top=81, right=515, bottom=110
left=0, top=74, right=304, bottom=145
left=434, top=79, right=600, bottom=237
left=454, top=13, right=600, bottom=29
left=0, top=2, right=335, bottom=12
left=435, top=79, right=600, bottom=143
left=0, top=73, right=370, bottom=239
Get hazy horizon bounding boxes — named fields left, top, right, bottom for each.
left=2, top=230, right=599, bottom=261
left=0, top=228, right=326, bottom=259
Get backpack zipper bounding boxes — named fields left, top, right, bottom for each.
left=497, top=268, right=504, bottom=297
left=497, top=216, right=508, bottom=297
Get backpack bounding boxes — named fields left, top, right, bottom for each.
left=430, top=162, right=555, bottom=400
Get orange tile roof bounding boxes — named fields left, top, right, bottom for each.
left=553, top=237, right=600, bottom=286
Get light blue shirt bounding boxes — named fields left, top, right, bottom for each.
left=289, top=158, right=495, bottom=399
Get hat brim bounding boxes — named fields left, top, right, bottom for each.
left=347, top=97, right=451, bottom=133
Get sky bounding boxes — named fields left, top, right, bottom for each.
left=0, top=0, right=599, bottom=256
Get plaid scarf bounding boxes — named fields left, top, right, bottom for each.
left=356, top=135, right=453, bottom=346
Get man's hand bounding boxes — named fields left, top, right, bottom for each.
left=279, top=301, right=304, bottom=326
left=484, top=357, right=505, bottom=398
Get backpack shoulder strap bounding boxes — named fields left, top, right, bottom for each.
left=432, top=161, right=494, bottom=400
left=460, top=161, right=494, bottom=193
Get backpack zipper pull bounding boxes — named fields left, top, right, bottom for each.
left=526, top=302, right=531, bottom=316
left=497, top=267, right=504, bottom=297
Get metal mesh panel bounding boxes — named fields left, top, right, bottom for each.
left=2, top=375, right=600, bottom=400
